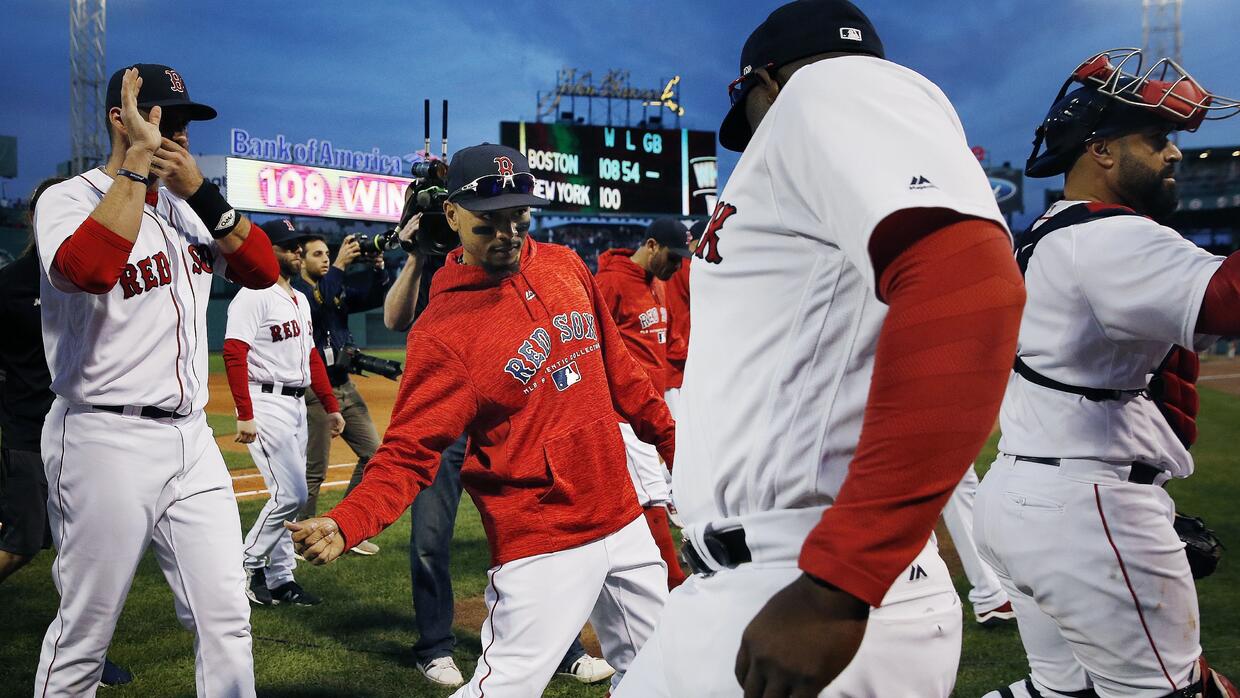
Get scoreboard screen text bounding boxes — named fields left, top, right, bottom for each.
left=500, top=121, right=716, bottom=216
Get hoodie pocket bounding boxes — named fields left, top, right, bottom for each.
left=539, top=416, right=626, bottom=505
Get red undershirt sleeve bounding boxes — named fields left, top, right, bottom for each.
left=223, top=222, right=279, bottom=289
left=51, top=217, right=135, bottom=294
left=222, top=339, right=254, bottom=421
left=308, top=349, right=340, bottom=413
left=798, top=216, right=1025, bottom=607
left=1197, top=252, right=1240, bottom=336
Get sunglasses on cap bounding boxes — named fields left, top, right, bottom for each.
left=727, top=62, right=776, bottom=106
left=448, top=172, right=537, bottom=201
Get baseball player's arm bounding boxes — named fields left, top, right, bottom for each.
left=803, top=216, right=1023, bottom=602
left=1072, top=222, right=1222, bottom=347
left=1197, top=251, right=1240, bottom=335
left=291, top=331, right=479, bottom=563
left=586, top=270, right=676, bottom=464
left=736, top=216, right=1023, bottom=696
left=146, top=129, right=276, bottom=287
left=221, top=339, right=258, bottom=443
left=44, top=70, right=159, bottom=294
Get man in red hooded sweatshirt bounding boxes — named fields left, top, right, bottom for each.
left=289, top=144, right=675, bottom=698
left=595, top=217, right=692, bottom=589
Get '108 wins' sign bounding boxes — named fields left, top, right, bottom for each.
left=225, top=157, right=414, bottom=223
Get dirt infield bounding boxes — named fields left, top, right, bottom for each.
left=208, top=372, right=402, bottom=499
left=1201, top=354, right=1240, bottom=396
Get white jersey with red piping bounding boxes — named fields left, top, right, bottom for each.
left=33, top=168, right=230, bottom=414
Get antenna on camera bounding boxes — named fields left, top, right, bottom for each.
left=423, top=99, right=432, bottom=160
left=441, top=100, right=449, bottom=161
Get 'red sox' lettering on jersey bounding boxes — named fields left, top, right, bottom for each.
left=268, top=319, right=303, bottom=342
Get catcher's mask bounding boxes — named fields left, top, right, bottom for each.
left=1025, top=48, right=1240, bottom=178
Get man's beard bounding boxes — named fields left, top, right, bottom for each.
left=278, top=260, right=301, bottom=279
left=1117, top=155, right=1179, bottom=220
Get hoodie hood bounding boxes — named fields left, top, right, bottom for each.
left=596, top=248, right=651, bottom=285
left=429, top=236, right=540, bottom=297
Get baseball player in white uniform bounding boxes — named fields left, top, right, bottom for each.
left=223, top=219, right=344, bottom=607
left=32, top=65, right=279, bottom=696
left=976, top=49, right=1240, bottom=698
left=616, top=2, right=1026, bottom=696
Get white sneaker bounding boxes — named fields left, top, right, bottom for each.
left=416, top=656, right=465, bottom=687
left=350, top=539, right=380, bottom=556
left=558, top=654, right=615, bottom=684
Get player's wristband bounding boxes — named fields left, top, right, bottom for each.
left=115, top=168, right=151, bottom=186
left=185, top=180, right=239, bottom=240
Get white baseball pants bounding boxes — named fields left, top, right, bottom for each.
left=975, top=454, right=1200, bottom=698
left=941, top=463, right=1009, bottom=612
left=615, top=507, right=963, bottom=697
left=450, top=513, right=668, bottom=698
left=36, top=400, right=254, bottom=697
left=619, top=421, right=671, bottom=506
left=242, top=390, right=309, bottom=588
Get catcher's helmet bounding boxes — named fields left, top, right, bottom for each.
left=1026, top=48, right=1240, bottom=178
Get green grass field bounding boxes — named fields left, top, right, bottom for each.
left=2, top=386, right=1237, bottom=696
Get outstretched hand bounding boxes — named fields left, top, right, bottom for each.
left=120, top=68, right=162, bottom=155
left=285, top=517, right=347, bottom=565
left=735, top=574, right=869, bottom=697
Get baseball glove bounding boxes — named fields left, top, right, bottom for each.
left=1175, top=512, right=1224, bottom=579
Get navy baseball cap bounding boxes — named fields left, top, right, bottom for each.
left=646, top=218, right=693, bottom=258
left=688, top=219, right=707, bottom=240
left=105, top=64, right=217, bottom=121
left=259, top=219, right=308, bottom=248
left=446, top=144, right=550, bottom=212
left=720, top=0, right=884, bottom=152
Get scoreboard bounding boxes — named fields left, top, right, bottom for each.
left=500, top=121, right=717, bottom=216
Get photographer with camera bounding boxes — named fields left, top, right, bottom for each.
left=293, top=232, right=393, bottom=556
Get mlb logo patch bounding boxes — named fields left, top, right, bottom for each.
left=840, top=27, right=862, bottom=41
left=552, top=361, right=582, bottom=391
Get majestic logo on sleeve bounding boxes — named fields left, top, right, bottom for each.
left=695, top=201, right=737, bottom=265
left=165, top=69, right=186, bottom=93
left=494, top=156, right=515, bottom=177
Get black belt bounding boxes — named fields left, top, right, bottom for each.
left=682, top=527, right=751, bottom=575
left=92, top=404, right=189, bottom=420
left=259, top=384, right=306, bottom=398
left=1012, top=455, right=1164, bottom=485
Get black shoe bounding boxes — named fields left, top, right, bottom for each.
left=99, top=658, right=133, bottom=687
left=245, top=568, right=274, bottom=606
left=270, top=581, right=321, bottom=606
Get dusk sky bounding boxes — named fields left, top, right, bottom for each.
left=4, top=0, right=1240, bottom=228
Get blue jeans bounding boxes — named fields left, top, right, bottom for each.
left=409, top=434, right=587, bottom=669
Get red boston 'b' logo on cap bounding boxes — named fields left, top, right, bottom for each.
left=165, top=69, right=185, bottom=93
left=494, top=156, right=515, bottom=177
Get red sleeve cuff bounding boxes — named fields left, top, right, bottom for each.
left=52, top=217, right=135, bottom=294
left=223, top=223, right=279, bottom=289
